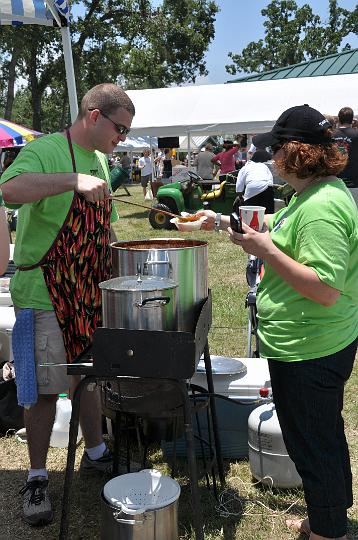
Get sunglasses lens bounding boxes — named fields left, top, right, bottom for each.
left=270, top=143, right=282, bottom=153
left=118, top=126, right=129, bottom=135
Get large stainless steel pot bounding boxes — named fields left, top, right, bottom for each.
left=100, top=492, right=179, bottom=540
left=111, top=239, right=208, bottom=333
left=99, top=275, right=178, bottom=331
left=100, top=470, right=180, bottom=540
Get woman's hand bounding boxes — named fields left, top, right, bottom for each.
left=228, top=220, right=275, bottom=259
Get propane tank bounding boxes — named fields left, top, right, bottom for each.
left=248, top=388, right=302, bottom=488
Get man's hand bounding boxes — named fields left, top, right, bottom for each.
left=75, top=174, right=110, bottom=202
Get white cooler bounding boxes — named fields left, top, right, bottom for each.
left=162, top=356, right=271, bottom=459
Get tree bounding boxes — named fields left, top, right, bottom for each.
left=0, top=28, right=27, bottom=120
left=0, top=0, right=219, bottom=131
left=226, top=0, right=357, bottom=76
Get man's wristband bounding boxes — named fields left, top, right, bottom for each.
left=214, top=212, right=222, bottom=232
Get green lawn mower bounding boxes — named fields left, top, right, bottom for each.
left=148, top=171, right=239, bottom=229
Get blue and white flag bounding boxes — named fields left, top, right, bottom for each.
left=0, top=0, right=68, bottom=27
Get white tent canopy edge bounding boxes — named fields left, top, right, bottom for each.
left=126, top=74, right=358, bottom=137
left=114, top=135, right=158, bottom=152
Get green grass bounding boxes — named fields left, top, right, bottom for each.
left=0, top=183, right=357, bottom=539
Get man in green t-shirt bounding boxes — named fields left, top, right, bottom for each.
left=1, top=83, right=135, bottom=526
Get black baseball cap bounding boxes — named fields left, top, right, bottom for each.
left=253, top=104, right=332, bottom=148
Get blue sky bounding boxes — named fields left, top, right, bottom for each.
left=203, top=0, right=358, bottom=84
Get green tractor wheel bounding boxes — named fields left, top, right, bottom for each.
left=149, top=203, right=176, bottom=230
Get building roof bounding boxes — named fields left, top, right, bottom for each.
left=228, top=48, right=358, bottom=84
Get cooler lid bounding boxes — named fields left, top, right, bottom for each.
left=197, top=355, right=247, bottom=376
left=99, top=275, right=178, bottom=292
left=193, top=357, right=271, bottom=397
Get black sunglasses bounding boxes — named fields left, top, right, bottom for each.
left=88, top=108, right=131, bottom=136
left=269, top=142, right=284, bottom=154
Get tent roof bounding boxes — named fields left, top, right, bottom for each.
left=126, top=73, right=358, bottom=137
left=0, top=0, right=69, bottom=27
left=114, top=135, right=158, bottom=152
left=228, top=47, right=358, bottom=83
left=179, top=135, right=210, bottom=150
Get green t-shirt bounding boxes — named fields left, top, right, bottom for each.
left=0, top=133, right=118, bottom=309
left=257, top=178, right=358, bottom=361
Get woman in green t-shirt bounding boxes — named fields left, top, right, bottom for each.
left=198, top=105, right=358, bottom=540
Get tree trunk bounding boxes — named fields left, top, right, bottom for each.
left=4, top=45, right=21, bottom=120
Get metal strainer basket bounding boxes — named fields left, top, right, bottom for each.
left=103, top=469, right=181, bottom=515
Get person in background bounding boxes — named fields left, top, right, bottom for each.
left=120, top=152, right=132, bottom=183
left=247, top=136, right=266, bottom=160
left=324, top=114, right=337, bottom=129
left=211, top=139, right=240, bottom=182
left=235, top=149, right=274, bottom=213
left=194, top=143, right=215, bottom=181
left=153, top=150, right=163, bottom=179
left=198, top=104, right=358, bottom=540
left=0, top=152, right=16, bottom=209
left=2, top=153, right=16, bottom=172
left=0, top=83, right=135, bottom=526
left=332, top=106, right=358, bottom=206
left=161, top=148, right=173, bottom=184
left=247, top=142, right=257, bottom=159
left=138, top=149, right=152, bottom=197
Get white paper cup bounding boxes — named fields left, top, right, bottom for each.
left=239, top=206, right=265, bottom=231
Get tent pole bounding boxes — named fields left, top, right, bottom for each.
left=187, top=131, right=191, bottom=171
left=60, top=26, right=78, bottom=122
left=45, top=0, right=78, bottom=123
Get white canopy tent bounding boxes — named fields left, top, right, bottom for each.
left=126, top=74, right=358, bottom=137
left=115, top=136, right=158, bottom=153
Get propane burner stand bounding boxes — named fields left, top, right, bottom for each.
left=59, top=292, right=225, bottom=540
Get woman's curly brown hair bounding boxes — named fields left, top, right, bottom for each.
left=275, top=131, right=347, bottom=179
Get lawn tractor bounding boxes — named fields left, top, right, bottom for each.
left=148, top=171, right=239, bottom=229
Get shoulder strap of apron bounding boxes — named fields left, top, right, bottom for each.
left=66, top=129, right=77, bottom=173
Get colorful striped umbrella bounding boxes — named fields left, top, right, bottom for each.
left=0, top=118, right=43, bottom=148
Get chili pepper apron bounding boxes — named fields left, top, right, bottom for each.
left=18, top=130, right=112, bottom=363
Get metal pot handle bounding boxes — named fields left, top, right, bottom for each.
left=113, top=510, right=146, bottom=525
left=135, top=296, right=170, bottom=308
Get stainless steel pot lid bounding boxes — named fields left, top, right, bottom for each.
left=99, top=275, right=178, bottom=292
left=197, top=355, right=247, bottom=375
